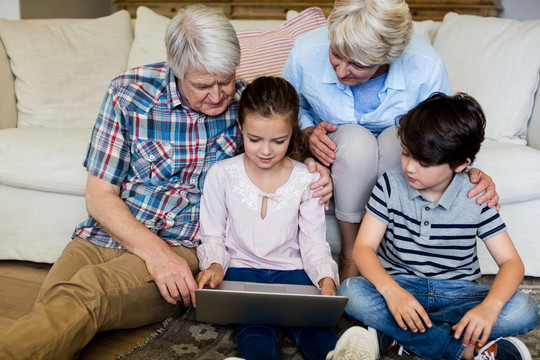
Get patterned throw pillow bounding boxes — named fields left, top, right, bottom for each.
left=236, top=7, right=327, bottom=82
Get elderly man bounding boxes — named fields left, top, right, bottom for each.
left=0, top=5, right=331, bottom=360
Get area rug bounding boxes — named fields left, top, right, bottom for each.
left=117, top=276, right=540, bottom=360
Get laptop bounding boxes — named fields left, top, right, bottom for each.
left=195, top=280, right=348, bottom=327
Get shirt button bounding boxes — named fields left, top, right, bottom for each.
left=166, top=213, right=175, bottom=219
left=425, top=206, right=430, bottom=211
left=424, top=221, right=430, bottom=226
left=148, top=155, right=155, bottom=161
left=190, top=179, right=196, bottom=184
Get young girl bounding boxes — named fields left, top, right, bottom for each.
left=195, top=77, right=341, bottom=360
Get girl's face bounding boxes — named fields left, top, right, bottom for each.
left=239, top=113, right=293, bottom=171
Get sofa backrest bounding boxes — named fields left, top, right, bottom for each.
left=432, top=13, right=540, bottom=146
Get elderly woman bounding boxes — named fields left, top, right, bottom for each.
left=283, top=0, right=499, bottom=281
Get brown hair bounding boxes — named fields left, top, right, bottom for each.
left=238, top=76, right=306, bottom=161
left=397, top=92, right=486, bottom=171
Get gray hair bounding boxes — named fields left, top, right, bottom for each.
left=165, top=4, right=241, bottom=79
left=328, top=0, right=412, bottom=66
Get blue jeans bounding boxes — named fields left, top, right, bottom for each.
left=224, top=268, right=338, bottom=360
left=337, top=275, right=538, bottom=360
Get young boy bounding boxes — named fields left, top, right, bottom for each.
left=335, top=93, right=538, bottom=360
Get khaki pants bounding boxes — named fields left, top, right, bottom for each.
left=0, top=237, right=199, bottom=360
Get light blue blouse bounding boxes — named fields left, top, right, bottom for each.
left=282, top=26, right=452, bottom=132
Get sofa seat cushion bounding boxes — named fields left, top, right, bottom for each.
left=0, top=128, right=91, bottom=195
left=0, top=10, right=133, bottom=128
left=477, top=139, right=540, bottom=205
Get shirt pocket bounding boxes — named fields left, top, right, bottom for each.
left=206, top=134, right=240, bottom=168
left=132, top=140, right=173, bottom=185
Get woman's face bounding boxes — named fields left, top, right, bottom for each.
left=328, top=45, right=384, bottom=86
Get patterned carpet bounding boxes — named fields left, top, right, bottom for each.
left=118, top=276, right=539, bottom=360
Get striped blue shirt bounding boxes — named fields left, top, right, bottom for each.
left=74, top=62, right=246, bottom=249
left=367, top=167, right=506, bottom=280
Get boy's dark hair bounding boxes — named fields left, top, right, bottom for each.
left=238, top=76, right=305, bottom=161
left=396, top=92, right=486, bottom=170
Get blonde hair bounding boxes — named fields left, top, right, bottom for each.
left=328, top=0, right=412, bottom=66
left=165, top=4, right=240, bottom=79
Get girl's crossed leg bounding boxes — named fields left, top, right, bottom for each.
left=225, top=268, right=338, bottom=360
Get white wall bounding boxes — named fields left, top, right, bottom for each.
left=500, top=0, right=540, bottom=20
left=0, top=0, right=21, bottom=20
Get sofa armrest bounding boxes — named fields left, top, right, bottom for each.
left=0, top=36, right=17, bottom=130
left=527, top=78, right=540, bottom=151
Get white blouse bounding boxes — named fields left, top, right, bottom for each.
left=197, top=154, right=339, bottom=288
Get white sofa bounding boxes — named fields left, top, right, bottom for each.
left=0, top=7, right=539, bottom=276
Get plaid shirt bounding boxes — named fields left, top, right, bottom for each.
left=73, top=62, right=245, bottom=249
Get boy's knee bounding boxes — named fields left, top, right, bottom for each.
left=500, top=290, right=538, bottom=333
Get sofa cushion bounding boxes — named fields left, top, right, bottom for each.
left=234, top=6, right=327, bottom=82
left=0, top=128, right=91, bottom=195
left=433, top=13, right=540, bottom=143
left=0, top=11, right=133, bottom=128
left=127, top=6, right=327, bottom=82
left=127, top=6, right=170, bottom=70
left=477, top=140, right=540, bottom=205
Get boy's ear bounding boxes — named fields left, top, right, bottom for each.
left=236, top=119, right=242, bottom=132
left=454, top=158, right=472, bottom=173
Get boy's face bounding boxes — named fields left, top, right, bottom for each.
left=400, top=148, right=455, bottom=201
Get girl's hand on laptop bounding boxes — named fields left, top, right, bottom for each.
left=384, top=285, right=432, bottom=334
left=319, top=277, right=337, bottom=296
left=196, top=263, right=224, bottom=290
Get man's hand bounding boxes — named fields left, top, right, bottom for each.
left=452, top=303, right=499, bottom=348
left=467, top=168, right=500, bottom=211
left=319, top=277, right=337, bottom=296
left=196, top=263, right=224, bottom=290
left=304, top=158, right=333, bottom=210
left=303, top=122, right=339, bottom=166
left=144, top=245, right=199, bottom=307
left=85, top=174, right=199, bottom=307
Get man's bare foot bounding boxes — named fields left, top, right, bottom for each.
left=339, top=254, right=360, bottom=283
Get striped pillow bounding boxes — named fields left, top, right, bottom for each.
left=236, top=7, right=327, bottom=82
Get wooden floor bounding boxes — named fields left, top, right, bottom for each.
left=0, top=260, right=162, bottom=360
